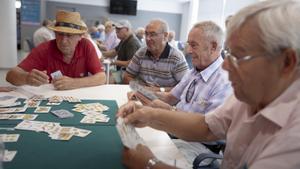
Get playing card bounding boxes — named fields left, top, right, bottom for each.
left=34, top=106, right=51, bottom=113
left=46, top=102, right=61, bottom=106
left=116, top=117, right=145, bottom=149
left=129, top=81, right=158, bottom=101
left=30, top=95, right=46, bottom=101
left=50, top=70, right=63, bottom=79
left=48, top=96, right=63, bottom=103
left=50, top=132, right=73, bottom=141
left=80, top=116, right=96, bottom=124
left=63, top=96, right=81, bottom=103
left=73, top=128, right=91, bottom=137
left=0, top=134, right=20, bottom=142
left=3, top=150, right=17, bottom=162
left=26, top=100, right=41, bottom=108
left=51, top=109, right=74, bottom=118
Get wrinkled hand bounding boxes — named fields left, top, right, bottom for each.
left=122, top=144, right=155, bottom=169
left=149, top=99, right=172, bottom=110
left=117, top=101, right=153, bottom=128
left=52, top=76, right=76, bottom=90
left=26, top=69, right=49, bottom=86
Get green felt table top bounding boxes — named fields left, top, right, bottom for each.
left=0, top=100, right=118, bottom=126
left=1, top=125, right=125, bottom=169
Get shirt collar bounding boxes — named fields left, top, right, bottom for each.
left=193, top=56, right=223, bottom=82
left=259, top=77, right=300, bottom=128
left=146, top=43, right=171, bottom=60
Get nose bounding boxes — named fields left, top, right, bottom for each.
left=186, top=45, right=193, bottom=54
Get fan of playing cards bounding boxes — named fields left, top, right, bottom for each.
left=129, top=81, right=158, bottom=101
left=116, top=117, right=145, bottom=149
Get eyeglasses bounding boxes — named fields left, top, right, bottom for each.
left=185, top=79, right=197, bottom=103
left=145, top=32, right=163, bottom=38
left=223, top=49, right=264, bottom=68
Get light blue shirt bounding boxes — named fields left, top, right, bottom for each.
left=171, top=56, right=232, bottom=114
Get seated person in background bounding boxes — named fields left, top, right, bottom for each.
left=98, top=21, right=120, bottom=51
left=33, top=19, right=55, bottom=47
left=82, top=21, right=103, bottom=59
left=6, top=10, right=106, bottom=90
left=135, top=27, right=145, bottom=45
left=102, top=20, right=141, bottom=84
left=123, top=19, right=189, bottom=92
left=118, top=0, right=300, bottom=168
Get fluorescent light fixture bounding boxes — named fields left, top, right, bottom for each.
left=15, top=0, right=21, bottom=9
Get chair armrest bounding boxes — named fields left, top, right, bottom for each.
left=193, top=153, right=223, bottom=169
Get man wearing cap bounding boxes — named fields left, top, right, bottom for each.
left=6, top=10, right=106, bottom=90
left=102, top=19, right=141, bottom=83
left=123, top=19, right=189, bottom=92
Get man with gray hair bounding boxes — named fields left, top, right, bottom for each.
left=123, top=19, right=188, bottom=92
left=118, top=0, right=300, bottom=169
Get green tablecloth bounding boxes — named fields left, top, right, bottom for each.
left=0, top=99, right=126, bottom=169
left=1, top=125, right=125, bottom=169
left=0, top=100, right=118, bottom=126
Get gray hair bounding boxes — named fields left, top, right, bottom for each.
left=193, top=21, right=224, bottom=50
left=149, top=19, right=169, bottom=33
left=227, top=0, right=300, bottom=63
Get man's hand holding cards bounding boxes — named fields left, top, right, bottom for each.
left=116, top=117, right=145, bottom=149
left=50, top=70, right=63, bottom=80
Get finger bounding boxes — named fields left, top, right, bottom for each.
left=31, top=70, right=49, bottom=84
left=117, top=102, right=135, bottom=117
left=135, top=92, right=151, bottom=105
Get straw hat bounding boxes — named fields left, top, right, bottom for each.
left=48, top=10, right=87, bottom=34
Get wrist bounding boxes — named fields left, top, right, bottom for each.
left=146, top=157, right=161, bottom=169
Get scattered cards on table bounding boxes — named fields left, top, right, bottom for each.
left=0, top=107, right=27, bottom=114
left=3, top=150, right=17, bottom=162
left=51, top=109, right=74, bottom=119
left=116, top=117, right=145, bottom=149
left=15, top=120, right=91, bottom=141
left=0, top=134, right=20, bottom=142
left=73, top=103, right=109, bottom=112
left=0, top=114, right=37, bottom=120
left=34, top=106, right=51, bottom=113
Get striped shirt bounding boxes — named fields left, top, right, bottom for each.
left=126, top=43, right=188, bottom=87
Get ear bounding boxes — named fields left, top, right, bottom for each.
left=211, top=41, right=218, bottom=51
left=281, top=48, right=298, bottom=74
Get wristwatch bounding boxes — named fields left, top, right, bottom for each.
left=146, top=157, right=160, bottom=169
left=159, top=87, right=165, bottom=92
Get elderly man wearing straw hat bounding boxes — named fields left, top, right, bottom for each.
left=6, top=10, right=106, bottom=90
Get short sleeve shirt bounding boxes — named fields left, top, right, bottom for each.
left=115, top=34, right=141, bottom=70
left=205, top=78, right=300, bottom=169
left=19, top=38, right=103, bottom=80
left=126, top=43, right=189, bottom=87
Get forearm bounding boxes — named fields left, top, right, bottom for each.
left=114, top=60, right=130, bottom=68
left=72, top=72, right=106, bottom=88
left=156, top=92, right=179, bottom=106
left=149, top=108, right=217, bottom=142
left=123, top=72, right=135, bottom=84
left=6, top=67, right=29, bottom=86
left=103, top=50, right=116, bottom=58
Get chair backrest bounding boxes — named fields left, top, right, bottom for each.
left=26, top=38, right=35, bottom=51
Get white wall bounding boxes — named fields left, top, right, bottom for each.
left=47, top=0, right=186, bottom=14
